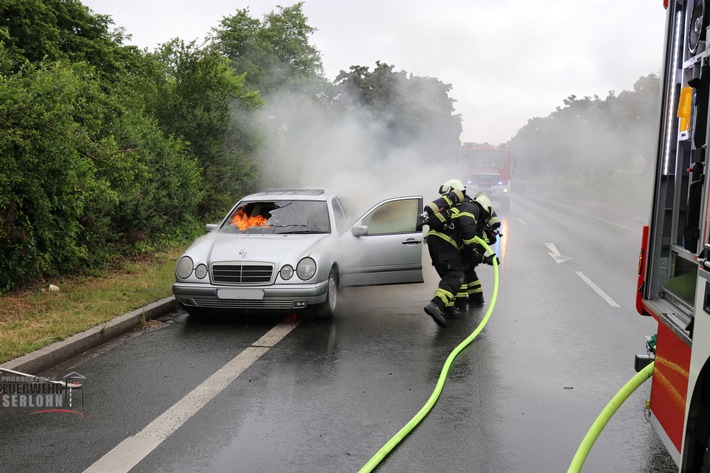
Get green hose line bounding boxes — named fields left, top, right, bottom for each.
left=358, top=237, right=499, bottom=473
left=567, top=361, right=655, bottom=472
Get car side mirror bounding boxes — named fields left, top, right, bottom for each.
left=351, top=224, right=368, bottom=237
left=205, top=223, right=218, bottom=233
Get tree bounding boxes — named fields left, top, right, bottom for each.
left=0, top=0, right=143, bottom=79
left=0, top=1, right=211, bottom=294
left=146, top=39, right=264, bottom=217
left=212, top=3, right=323, bottom=95
left=510, top=74, right=660, bottom=182
left=333, top=61, right=462, bottom=162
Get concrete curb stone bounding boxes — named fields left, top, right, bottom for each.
left=0, top=296, right=178, bottom=374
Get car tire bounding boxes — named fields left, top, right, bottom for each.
left=314, top=268, right=338, bottom=318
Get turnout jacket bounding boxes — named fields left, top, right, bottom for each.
left=424, top=191, right=481, bottom=257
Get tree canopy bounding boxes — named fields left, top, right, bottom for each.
left=212, top=3, right=323, bottom=95
left=509, top=74, right=660, bottom=183
left=333, top=61, right=462, bottom=161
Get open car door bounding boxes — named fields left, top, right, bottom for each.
left=339, top=196, right=424, bottom=286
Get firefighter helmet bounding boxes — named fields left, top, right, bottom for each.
left=439, top=179, right=466, bottom=195
left=473, top=192, right=493, bottom=218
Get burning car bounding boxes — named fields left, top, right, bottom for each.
left=172, top=189, right=425, bottom=317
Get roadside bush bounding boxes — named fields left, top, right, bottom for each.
left=0, top=63, right=104, bottom=290
left=0, top=61, right=203, bottom=294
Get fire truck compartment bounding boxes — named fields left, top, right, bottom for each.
left=662, top=265, right=697, bottom=309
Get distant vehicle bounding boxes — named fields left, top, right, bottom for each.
left=172, top=189, right=425, bottom=317
left=461, top=143, right=511, bottom=211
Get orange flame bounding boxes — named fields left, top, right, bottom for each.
left=230, top=208, right=270, bottom=231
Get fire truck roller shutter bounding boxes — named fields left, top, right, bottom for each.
left=685, top=147, right=705, bottom=252
left=688, top=64, right=710, bottom=149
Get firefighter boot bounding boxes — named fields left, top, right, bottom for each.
left=469, top=292, right=484, bottom=305
left=447, top=303, right=464, bottom=318
left=424, top=300, right=447, bottom=327
left=454, top=296, right=469, bottom=311
left=445, top=307, right=462, bottom=319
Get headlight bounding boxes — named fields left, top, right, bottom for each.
left=296, top=257, right=316, bottom=280
left=280, top=265, right=294, bottom=280
left=176, top=256, right=194, bottom=279
left=195, top=264, right=208, bottom=279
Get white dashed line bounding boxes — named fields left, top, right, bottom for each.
left=575, top=271, right=620, bottom=308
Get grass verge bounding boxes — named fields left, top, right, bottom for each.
left=0, top=247, right=183, bottom=364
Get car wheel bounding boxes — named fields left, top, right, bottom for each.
left=315, top=269, right=338, bottom=318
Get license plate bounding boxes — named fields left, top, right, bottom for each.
left=218, top=288, right=265, bottom=300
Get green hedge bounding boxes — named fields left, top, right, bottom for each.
left=0, top=61, right=203, bottom=293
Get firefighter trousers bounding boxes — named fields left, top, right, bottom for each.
left=427, top=234, right=465, bottom=310
left=458, top=259, right=483, bottom=304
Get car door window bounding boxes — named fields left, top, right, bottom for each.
left=361, top=199, right=419, bottom=235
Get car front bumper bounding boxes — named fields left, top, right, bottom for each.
left=172, top=280, right=329, bottom=311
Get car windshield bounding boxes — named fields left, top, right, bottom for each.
left=221, top=200, right=331, bottom=234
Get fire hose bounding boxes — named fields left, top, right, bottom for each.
left=357, top=233, right=655, bottom=472
left=358, top=235, right=499, bottom=473
left=567, top=361, right=655, bottom=472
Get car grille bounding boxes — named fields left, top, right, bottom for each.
left=186, top=298, right=294, bottom=310
left=212, top=264, right=274, bottom=284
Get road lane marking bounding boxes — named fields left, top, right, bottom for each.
left=575, top=271, right=620, bottom=308
left=83, top=318, right=300, bottom=473
left=580, top=212, right=641, bottom=233
left=544, top=242, right=571, bottom=264
left=518, top=218, right=526, bottom=225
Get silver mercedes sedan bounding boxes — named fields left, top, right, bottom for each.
left=172, top=189, right=424, bottom=317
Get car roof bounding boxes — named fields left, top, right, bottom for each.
left=242, top=189, right=331, bottom=201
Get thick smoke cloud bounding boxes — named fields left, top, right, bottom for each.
left=249, top=82, right=462, bottom=214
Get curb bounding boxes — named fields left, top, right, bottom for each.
left=0, top=296, right=178, bottom=375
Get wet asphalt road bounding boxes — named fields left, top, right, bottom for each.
left=0, top=191, right=680, bottom=473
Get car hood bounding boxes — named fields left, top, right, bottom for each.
left=206, top=233, right=330, bottom=262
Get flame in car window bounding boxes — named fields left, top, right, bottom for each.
left=230, top=208, right=270, bottom=231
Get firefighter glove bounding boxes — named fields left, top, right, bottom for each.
left=482, top=253, right=500, bottom=266
left=483, top=228, right=497, bottom=245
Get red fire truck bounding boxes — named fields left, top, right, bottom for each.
left=636, top=0, right=710, bottom=470
left=460, top=143, right=511, bottom=211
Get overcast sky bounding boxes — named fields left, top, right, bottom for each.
left=82, top=0, right=667, bottom=145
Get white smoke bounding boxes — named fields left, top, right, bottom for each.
left=249, top=81, right=461, bottom=214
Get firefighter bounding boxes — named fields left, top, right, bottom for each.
left=456, top=191, right=500, bottom=308
left=422, top=179, right=478, bottom=327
